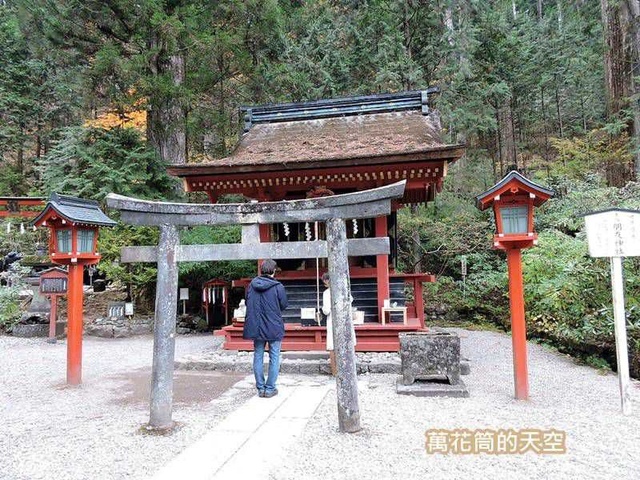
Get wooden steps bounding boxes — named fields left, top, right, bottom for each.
left=215, top=322, right=425, bottom=352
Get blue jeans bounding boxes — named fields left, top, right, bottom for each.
left=253, top=339, right=282, bottom=394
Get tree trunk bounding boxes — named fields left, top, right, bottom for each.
left=601, top=0, right=629, bottom=116
left=602, top=0, right=640, bottom=178
left=541, top=86, right=551, bottom=162
left=538, top=0, right=543, bottom=20
left=624, top=0, right=640, bottom=178
left=497, top=98, right=517, bottom=174
left=147, top=35, right=187, bottom=166
left=555, top=82, right=564, bottom=138
left=445, top=6, right=455, bottom=47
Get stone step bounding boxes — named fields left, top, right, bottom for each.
left=176, top=355, right=403, bottom=375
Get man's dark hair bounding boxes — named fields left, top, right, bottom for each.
left=260, top=259, right=277, bottom=276
left=322, top=272, right=330, bottom=283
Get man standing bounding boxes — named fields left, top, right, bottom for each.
left=243, top=259, right=288, bottom=398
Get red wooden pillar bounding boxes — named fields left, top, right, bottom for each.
left=375, top=216, right=390, bottom=321
left=48, top=295, right=58, bottom=342
left=258, top=224, right=271, bottom=272
left=414, top=278, right=425, bottom=328
left=506, top=248, right=529, bottom=400
left=67, top=264, right=84, bottom=385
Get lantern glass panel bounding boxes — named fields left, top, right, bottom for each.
left=500, top=206, right=529, bottom=234
left=56, top=229, right=72, bottom=252
left=78, top=229, right=95, bottom=253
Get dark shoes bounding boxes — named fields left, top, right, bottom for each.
left=257, top=388, right=278, bottom=398
left=263, top=389, right=278, bottom=398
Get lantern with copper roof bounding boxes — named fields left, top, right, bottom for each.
left=33, top=193, right=116, bottom=385
left=476, top=170, right=554, bottom=250
left=476, top=172, right=553, bottom=400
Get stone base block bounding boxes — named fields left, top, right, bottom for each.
left=13, top=322, right=66, bottom=338
left=396, top=377, right=470, bottom=398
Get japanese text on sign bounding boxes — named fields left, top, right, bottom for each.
left=40, top=278, right=68, bottom=294
left=425, top=428, right=566, bottom=455
left=584, top=209, right=640, bottom=258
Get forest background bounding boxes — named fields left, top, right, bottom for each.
left=1, top=0, right=640, bottom=376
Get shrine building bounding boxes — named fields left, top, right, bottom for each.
left=168, top=90, right=465, bottom=351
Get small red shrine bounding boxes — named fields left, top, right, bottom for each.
left=168, top=90, right=465, bottom=351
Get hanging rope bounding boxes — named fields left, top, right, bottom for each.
left=315, top=221, right=321, bottom=325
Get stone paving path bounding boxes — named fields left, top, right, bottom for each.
left=151, top=376, right=332, bottom=480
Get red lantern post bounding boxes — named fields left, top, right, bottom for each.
left=476, top=172, right=553, bottom=400
left=33, top=194, right=116, bottom=385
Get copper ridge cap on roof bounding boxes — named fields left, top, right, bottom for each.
left=49, top=192, right=101, bottom=208
left=475, top=171, right=555, bottom=211
left=240, top=89, right=439, bottom=130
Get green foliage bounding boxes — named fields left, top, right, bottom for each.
left=97, top=224, right=159, bottom=304
left=1, top=3, right=84, bottom=189
left=524, top=228, right=640, bottom=350
left=38, top=126, right=177, bottom=202
left=0, top=164, right=28, bottom=196
left=0, top=283, right=23, bottom=330
left=0, top=217, right=48, bottom=258
left=179, top=225, right=255, bottom=287
left=0, top=265, right=29, bottom=331
left=536, top=179, right=640, bottom=235
left=549, top=129, right=633, bottom=185
left=397, top=187, right=499, bottom=278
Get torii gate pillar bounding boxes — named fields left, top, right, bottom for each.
left=150, top=224, right=179, bottom=429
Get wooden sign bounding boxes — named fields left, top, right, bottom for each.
left=584, top=208, right=639, bottom=415
left=584, top=208, right=640, bottom=258
left=39, top=268, right=68, bottom=295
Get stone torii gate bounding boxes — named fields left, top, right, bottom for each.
left=106, top=181, right=405, bottom=433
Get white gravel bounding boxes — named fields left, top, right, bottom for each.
left=274, top=329, right=640, bottom=480
left=0, top=334, right=253, bottom=480
left=3, top=329, right=640, bottom=480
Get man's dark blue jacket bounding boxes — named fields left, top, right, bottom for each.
left=243, top=275, right=288, bottom=341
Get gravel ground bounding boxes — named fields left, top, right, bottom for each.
left=275, top=329, right=640, bottom=480
left=3, top=329, right=640, bottom=480
left=0, top=334, right=253, bottom=480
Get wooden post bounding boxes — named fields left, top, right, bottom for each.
left=375, top=215, right=390, bottom=321
left=506, top=248, right=529, bottom=400
left=414, top=278, right=425, bottom=328
left=326, top=217, right=361, bottom=433
left=149, top=224, right=179, bottom=429
left=67, top=264, right=84, bottom=385
left=611, top=256, right=632, bottom=415
left=47, top=295, right=58, bottom=343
